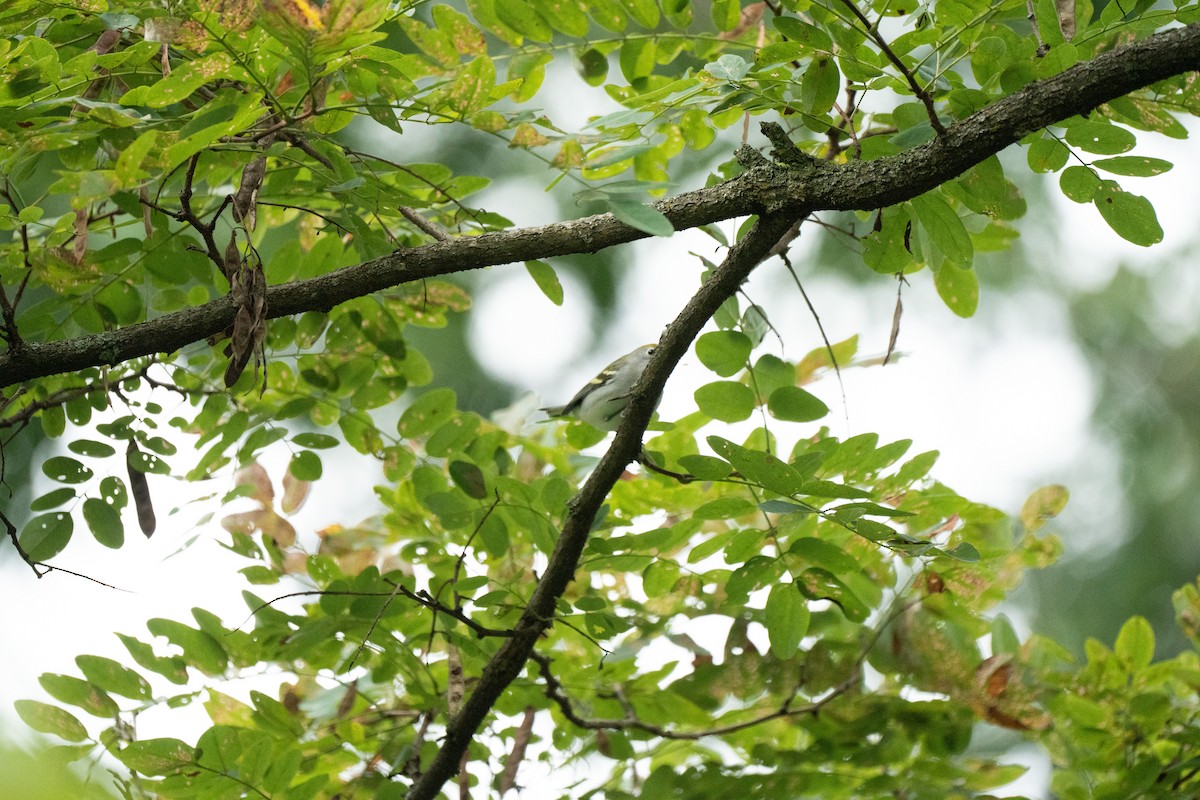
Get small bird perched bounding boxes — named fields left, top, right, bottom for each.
left=541, top=344, right=658, bottom=431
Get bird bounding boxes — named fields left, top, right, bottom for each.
left=540, top=344, right=658, bottom=431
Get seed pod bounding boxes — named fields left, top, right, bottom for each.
left=126, top=440, right=156, bottom=538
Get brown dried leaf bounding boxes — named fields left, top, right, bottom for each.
left=234, top=461, right=274, bottom=505
left=72, top=209, right=89, bottom=264
left=1056, top=0, right=1076, bottom=40
left=232, top=156, right=266, bottom=231
left=224, top=251, right=268, bottom=390
left=259, top=511, right=296, bottom=547
left=281, top=470, right=311, bottom=514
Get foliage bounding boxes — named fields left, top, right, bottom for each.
left=2, top=0, right=1200, bottom=798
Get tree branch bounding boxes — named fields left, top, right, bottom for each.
left=2, top=22, right=1198, bottom=390
left=4, top=23, right=1199, bottom=390
left=405, top=208, right=805, bottom=800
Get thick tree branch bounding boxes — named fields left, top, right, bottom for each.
left=3, top=22, right=1199, bottom=392
left=406, top=209, right=805, bottom=800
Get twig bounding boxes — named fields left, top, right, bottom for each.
left=2, top=508, right=45, bottom=577
left=499, top=707, right=536, bottom=794
left=1027, top=0, right=1051, bottom=57
left=775, top=233, right=849, bottom=417
left=2, top=508, right=131, bottom=589
left=241, top=587, right=515, bottom=639
left=833, top=0, right=946, bottom=135
left=398, top=206, right=451, bottom=241
left=637, top=449, right=695, bottom=483
left=883, top=275, right=905, bottom=365
left=256, top=201, right=352, bottom=233
left=531, top=650, right=860, bottom=739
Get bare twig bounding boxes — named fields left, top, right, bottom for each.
left=884, top=275, right=906, bottom=365
left=399, top=206, right=452, bottom=241
left=833, top=0, right=946, bottom=135
left=241, top=587, right=515, bottom=639
left=2, top=507, right=45, bottom=577
left=531, top=650, right=859, bottom=740
left=499, top=707, right=536, bottom=794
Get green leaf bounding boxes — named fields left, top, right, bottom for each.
left=449, top=460, right=488, bottom=499
left=706, top=436, right=806, bottom=496
left=1059, top=165, right=1101, bottom=203
left=399, top=388, right=458, bottom=437
left=642, top=560, right=682, bottom=597
left=703, top=54, right=749, bottom=81
left=695, top=381, right=755, bottom=422
left=30, top=487, right=76, bottom=511
left=934, top=264, right=979, bottom=318
left=772, top=16, right=832, bottom=50
left=39, top=674, right=118, bottom=717
left=990, top=614, right=1021, bottom=655
left=767, top=386, right=829, bottom=422
left=68, top=439, right=116, bottom=458
left=494, top=0, right=553, bottom=42
left=14, top=700, right=88, bottom=742
left=525, top=260, right=563, bottom=305
left=42, top=456, right=93, bottom=484
left=1092, top=156, right=1173, bottom=177
left=1115, top=616, right=1155, bottom=670
left=121, top=53, right=245, bottom=108
left=75, top=655, right=152, bottom=700
left=289, top=450, right=323, bottom=481
left=1064, top=120, right=1136, bottom=155
left=619, top=38, right=656, bottom=82
left=116, top=738, right=195, bottom=776
left=117, top=634, right=189, bottom=685
left=711, top=0, right=739, bottom=29
left=740, top=305, right=770, bottom=347
left=291, top=432, right=340, bottom=449
left=1020, top=484, right=1070, bottom=531
left=911, top=192, right=973, bottom=269
left=800, top=56, right=839, bottom=119
left=20, top=512, right=74, bottom=561
left=695, top=331, right=752, bottom=377
left=795, top=568, right=869, bottom=622
left=606, top=199, right=674, bottom=237
left=146, top=619, right=228, bottom=675
left=1027, top=137, right=1069, bottom=173
left=1093, top=182, right=1163, bottom=246
left=576, top=48, right=608, bottom=86
left=100, top=476, right=128, bottom=511
left=83, top=497, right=124, bottom=548
left=765, top=583, right=809, bottom=659
left=694, top=497, right=757, bottom=519
left=676, top=454, right=732, bottom=480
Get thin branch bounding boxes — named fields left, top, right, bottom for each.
left=498, top=707, right=536, bottom=794
left=405, top=208, right=806, bottom=800
left=5, top=24, right=1198, bottom=390
left=1027, top=0, right=1051, bottom=56
left=531, top=650, right=859, bottom=740
left=3, top=507, right=45, bottom=577
left=240, top=586, right=515, bottom=639
left=3, top=507, right=131, bottom=588
left=398, top=206, right=451, bottom=241
left=779, top=251, right=848, bottom=416
left=833, top=0, right=946, bottom=135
